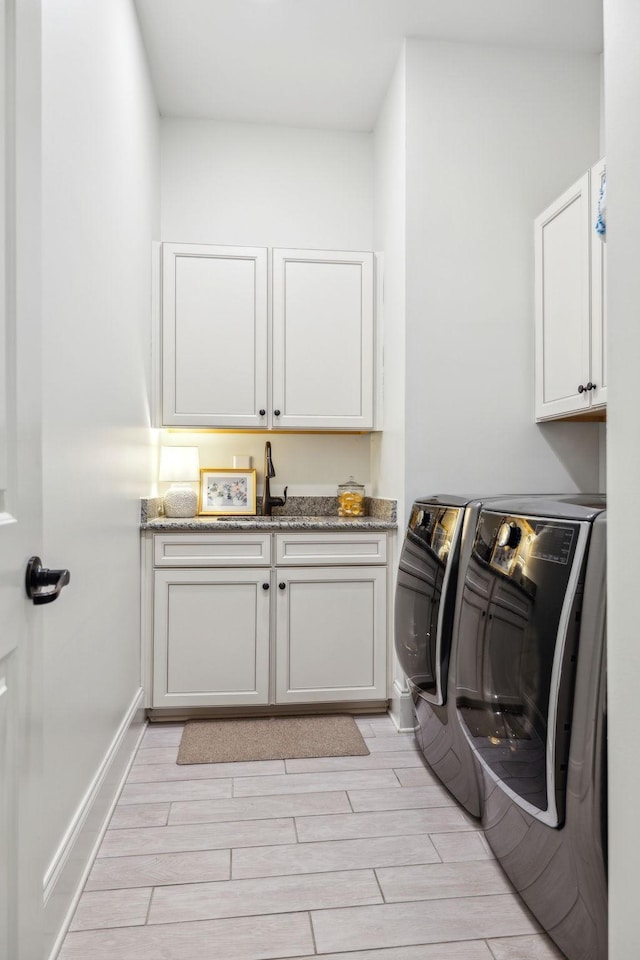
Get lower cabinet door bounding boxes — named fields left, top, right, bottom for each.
left=275, top=566, right=387, bottom=703
left=153, top=568, right=270, bottom=707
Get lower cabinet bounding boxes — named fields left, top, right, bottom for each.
left=146, top=531, right=389, bottom=711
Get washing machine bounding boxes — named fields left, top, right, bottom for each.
left=394, top=495, right=489, bottom=817
left=454, top=495, right=607, bottom=960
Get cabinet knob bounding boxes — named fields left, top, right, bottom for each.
left=262, top=582, right=270, bottom=590
left=273, top=409, right=281, bottom=417
left=586, top=382, right=596, bottom=391
left=578, top=384, right=585, bottom=394
left=259, top=408, right=266, bottom=416
left=278, top=582, right=286, bottom=590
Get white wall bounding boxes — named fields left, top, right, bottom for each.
left=161, top=118, right=373, bottom=249
left=372, top=47, right=407, bottom=514
left=42, top=0, right=159, bottom=948
left=371, top=48, right=410, bottom=728
left=160, top=118, right=375, bottom=492
left=158, top=431, right=371, bottom=500
left=603, top=2, right=640, bottom=953
left=404, top=40, right=602, bottom=512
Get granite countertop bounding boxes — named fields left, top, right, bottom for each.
left=141, top=495, right=397, bottom=531
left=144, top=515, right=396, bottom=531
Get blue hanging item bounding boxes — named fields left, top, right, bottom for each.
left=595, top=170, right=606, bottom=241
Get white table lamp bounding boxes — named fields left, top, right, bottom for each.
left=159, top=446, right=200, bottom=518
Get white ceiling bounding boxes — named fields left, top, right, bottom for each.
left=134, top=0, right=603, bottom=132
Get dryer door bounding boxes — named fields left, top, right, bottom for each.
left=394, top=505, right=463, bottom=705
left=455, top=510, right=589, bottom=827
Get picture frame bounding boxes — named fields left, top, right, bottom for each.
left=198, top=468, right=257, bottom=516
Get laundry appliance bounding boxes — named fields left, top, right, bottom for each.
left=455, top=495, right=607, bottom=960
left=394, top=496, right=491, bottom=817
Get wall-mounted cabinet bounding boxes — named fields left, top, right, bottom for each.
left=534, top=159, right=607, bottom=422
left=159, top=243, right=375, bottom=431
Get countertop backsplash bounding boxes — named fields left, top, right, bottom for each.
left=140, top=495, right=397, bottom=529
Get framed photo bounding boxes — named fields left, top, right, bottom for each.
left=198, top=468, right=257, bottom=516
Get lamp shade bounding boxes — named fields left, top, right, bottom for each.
left=159, top=446, right=199, bottom=483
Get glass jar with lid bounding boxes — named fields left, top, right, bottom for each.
left=337, top=476, right=365, bottom=517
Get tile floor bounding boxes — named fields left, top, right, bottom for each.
left=58, top=715, right=566, bottom=960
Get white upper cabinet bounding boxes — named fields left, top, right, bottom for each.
left=160, top=243, right=375, bottom=431
left=534, top=161, right=607, bottom=421
left=161, top=243, right=269, bottom=429
left=272, top=249, right=374, bottom=430
left=590, top=158, right=608, bottom=410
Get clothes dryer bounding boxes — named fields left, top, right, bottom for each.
left=455, top=496, right=607, bottom=960
left=394, top=496, right=488, bottom=817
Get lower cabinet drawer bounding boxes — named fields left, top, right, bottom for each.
left=154, top=532, right=271, bottom=567
left=275, top=532, right=387, bottom=566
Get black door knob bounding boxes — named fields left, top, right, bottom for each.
left=273, top=409, right=281, bottom=417
left=25, top=556, right=70, bottom=605
left=278, top=582, right=286, bottom=590
left=262, top=582, right=270, bottom=590
left=259, top=408, right=266, bottom=416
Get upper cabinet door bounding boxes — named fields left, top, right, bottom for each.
left=535, top=174, right=591, bottom=421
left=590, top=158, right=607, bottom=409
left=272, top=249, right=374, bottom=430
left=162, top=243, right=268, bottom=428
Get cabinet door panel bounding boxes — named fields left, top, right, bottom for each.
left=535, top=175, right=590, bottom=420
left=590, top=158, right=607, bottom=408
left=272, top=249, right=373, bottom=430
left=275, top=566, right=386, bottom=703
left=162, top=244, right=267, bottom=428
left=153, top=569, right=270, bottom=707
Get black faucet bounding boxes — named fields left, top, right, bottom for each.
left=262, top=441, right=288, bottom=516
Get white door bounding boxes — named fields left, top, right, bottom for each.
left=161, top=243, right=268, bottom=429
left=534, top=173, right=591, bottom=421
left=1, top=1, right=48, bottom=957
left=272, top=249, right=374, bottom=430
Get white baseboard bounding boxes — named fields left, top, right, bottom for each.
left=389, top=679, right=417, bottom=733
left=44, top=687, right=146, bottom=960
